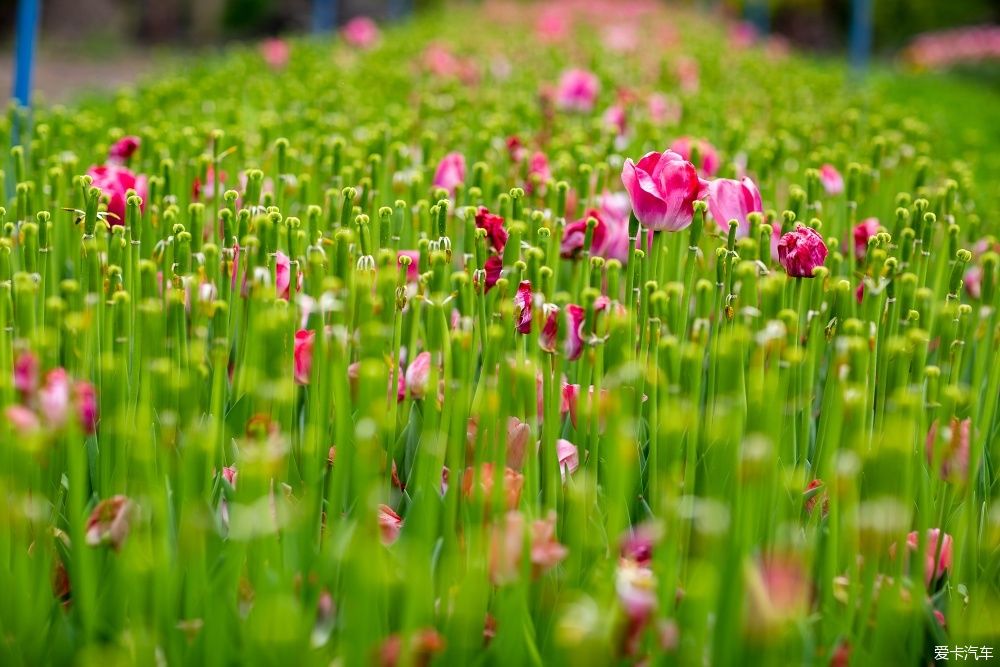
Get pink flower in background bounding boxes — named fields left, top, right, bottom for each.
left=86, top=495, right=133, bottom=550
left=602, top=104, right=628, bottom=137
left=616, top=558, right=657, bottom=621
left=536, top=9, right=569, bottom=42
left=75, top=382, right=98, bottom=434
left=675, top=57, right=699, bottom=93
left=490, top=511, right=525, bottom=584
left=530, top=512, right=568, bottom=573
left=555, top=68, right=600, bottom=112
left=926, top=417, right=971, bottom=481
left=964, top=265, right=983, bottom=299
left=853, top=218, right=880, bottom=260
left=405, top=352, right=432, bottom=399
left=527, top=151, right=552, bottom=193
left=596, top=192, right=632, bottom=262
left=294, top=329, right=315, bottom=385
left=222, top=466, right=238, bottom=487
left=561, top=208, right=608, bottom=258
left=729, top=21, right=759, bottom=49
left=342, top=16, right=379, bottom=49
left=39, top=369, right=72, bottom=427
left=87, top=164, right=147, bottom=225
left=902, top=529, right=953, bottom=586
left=670, top=136, right=719, bottom=178
left=556, top=439, right=579, bottom=480
left=422, top=42, right=461, bottom=78
left=506, top=417, right=532, bottom=469
left=261, top=38, right=290, bottom=69
left=777, top=225, right=828, bottom=277
left=6, top=405, right=40, bottom=434
left=14, top=352, right=38, bottom=395
left=819, top=164, right=844, bottom=195
left=706, top=177, right=762, bottom=234
left=108, top=135, right=140, bottom=163
left=433, top=152, right=466, bottom=194
left=378, top=504, right=403, bottom=545
left=648, top=93, right=681, bottom=125
left=540, top=303, right=586, bottom=360
left=475, top=207, right=508, bottom=253
left=397, top=250, right=421, bottom=282
left=514, top=280, right=534, bottom=334
left=275, top=251, right=295, bottom=300
left=603, top=24, right=639, bottom=53
left=621, top=150, right=707, bottom=231
left=506, top=135, right=526, bottom=162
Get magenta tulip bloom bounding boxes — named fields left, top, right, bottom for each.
left=405, top=351, right=432, bottom=399
left=433, top=152, right=466, bottom=194
left=706, top=177, right=762, bottom=234
left=275, top=251, right=294, bottom=300
left=87, top=164, right=147, bottom=225
left=39, top=368, right=71, bottom=427
left=342, top=17, right=379, bottom=49
left=555, top=68, right=600, bottom=112
left=852, top=217, right=880, bottom=260
left=819, top=164, right=844, bottom=195
left=514, top=280, right=533, bottom=334
left=621, top=150, right=707, bottom=232
left=14, top=351, right=38, bottom=395
left=75, top=381, right=98, bottom=434
left=560, top=208, right=608, bottom=258
left=294, top=329, right=315, bottom=385
left=397, top=250, right=421, bottom=283
left=777, top=225, right=828, bottom=277
left=482, top=255, right=503, bottom=292
left=670, top=136, right=719, bottom=177
left=108, top=135, right=140, bottom=163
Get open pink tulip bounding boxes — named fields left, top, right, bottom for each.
left=777, top=225, right=828, bottom=277
left=540, top=304, right=586, bottom=361
left=819, top=164, right=844, bottom=195
left=621, top=150, right=707, bottom=231
left=706, top=177, right=762, bottom=235
left=294, top=329, right=315, bottom=385
left=906, top=529, right=953, bottom=587
left=405, top=352, right=432, bottom=399
left=433, top=152, right=466, bottom=194
left=555, top=68, right=600, bottom=112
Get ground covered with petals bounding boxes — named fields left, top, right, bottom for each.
left=1, top=1, right=999, bottom=665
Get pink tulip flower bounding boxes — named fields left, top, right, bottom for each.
left=621, top=150, right=707, bottom=231
left=777, top=225, right=828, bottom=277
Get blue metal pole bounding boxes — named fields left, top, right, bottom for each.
left=745, top=0, right=769, bottom=35
left=12, top=0, right=41, bottom=109
left=849, top=0, right=873, bottom=71
left=313, top=0, right=337, bottom=33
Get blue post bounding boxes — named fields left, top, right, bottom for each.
left=849, top=0, right=873, bottom=71
left=388, top=0, right=412, bottom=21
left=12, top=0, right=41, bottom=110
left=745, top=0, right=769, bottom=35
left=313, top=0, right=337, bottom=33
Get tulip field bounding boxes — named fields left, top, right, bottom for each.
left=2, top=1, right=1000, bottom=665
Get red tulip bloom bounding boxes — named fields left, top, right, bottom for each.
left=475, top=206, right=508, bottom=253
left=621, top=150, right=707, bottom=231
left=777, top=225, right=828, bottom=277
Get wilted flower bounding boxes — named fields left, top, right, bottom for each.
left=86, top=495, right=133, bottom=550
left=378, top=504, right=403, bottom=545
left=555, top=68, right=600, bottom=112
left=777, top=225, right=828, bottom=277
left=621, top=150, right=707, bottom=231
left=540, top=303, right=586, bottom=361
